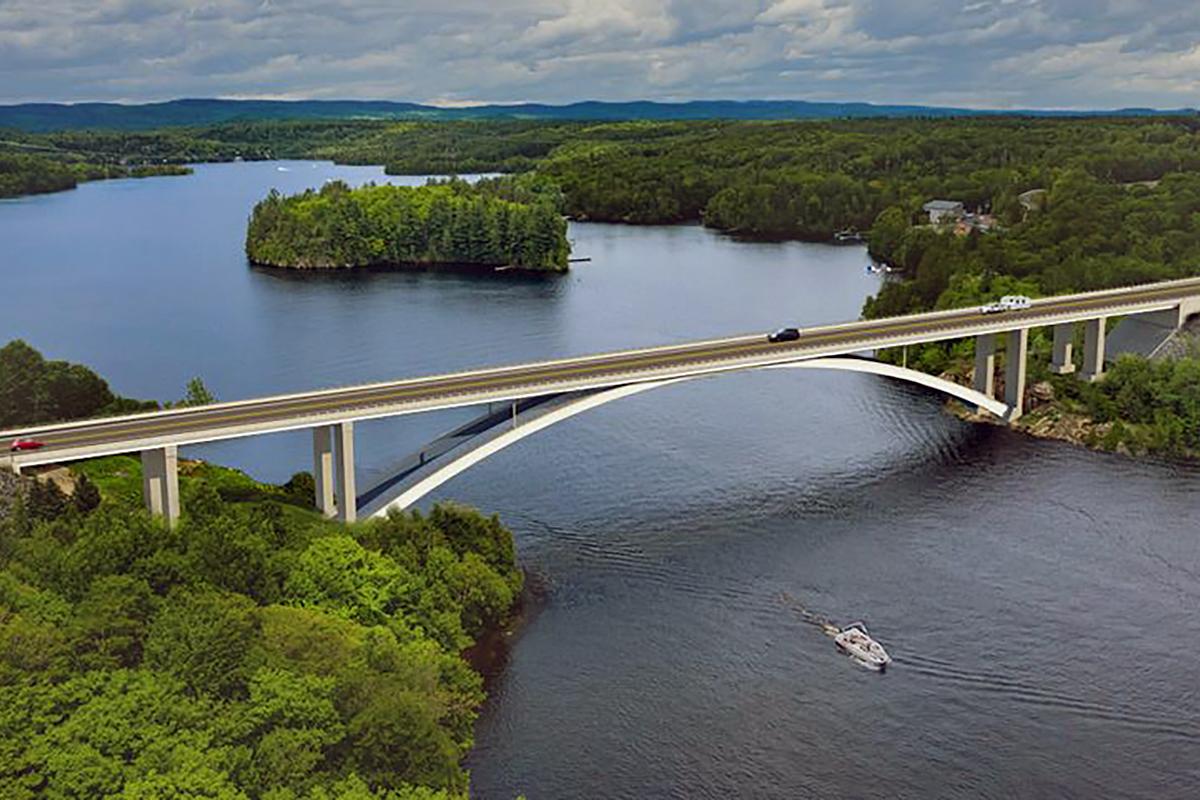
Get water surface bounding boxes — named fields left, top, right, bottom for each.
left=1, top=162, right=1196, bottom=799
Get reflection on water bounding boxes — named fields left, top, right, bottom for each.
left=1, top=162, right=1197, bottom=798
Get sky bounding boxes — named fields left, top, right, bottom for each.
left=0, top=0, right=1198, bottom=109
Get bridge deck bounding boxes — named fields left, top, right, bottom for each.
left=5, top=277, right=1200, bottom=468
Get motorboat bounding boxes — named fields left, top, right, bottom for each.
left=834, top=622, right=892, bottom=671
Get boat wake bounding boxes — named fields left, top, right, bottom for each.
left=497, top=516, right=1200, bottom=738
left=898, top=652, right=1200, bottom=742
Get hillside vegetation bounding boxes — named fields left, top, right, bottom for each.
left=0, top=469, right=523, bottom=798
left=0, top=151, right=190, bottom=199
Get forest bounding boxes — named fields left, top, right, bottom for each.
left=864, top=169, right=1200, bottom=319
left=7, top=115, right=1200, bottom=240
left=245, top=177, right=570, bottom=271
left=0, top=151, right=190, bottom=199
left=0, top=340, right=158, bottom=427
left=0, top=346, right=524, bottom=799
left=1061, top=353, right=1200, bottom=457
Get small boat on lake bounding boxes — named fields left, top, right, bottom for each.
left=834, top=228, right=865, bottom=243
left=834, top=622, right=892, bottom=671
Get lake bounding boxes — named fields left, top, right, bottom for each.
left=2, top=161, right=1197, bottom=799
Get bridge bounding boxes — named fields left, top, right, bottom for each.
left=5, top=277, right=1200, bottom=526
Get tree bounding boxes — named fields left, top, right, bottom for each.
left=0, top=339, right=49, bottom=426
left=144, top=588, right=259, bottom=698
left=73, top=474, right=102, bottom=514
left=69, top=574, right=155, bottom=669
left=867, top=206, right=911, bottom=263
left=178, top=377, right=217, bottom=407
left=27, top=478, right=70, bottom=521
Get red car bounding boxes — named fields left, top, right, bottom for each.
left=9, top=438, right=45, bottom=452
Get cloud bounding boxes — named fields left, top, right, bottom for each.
left=0, top=0, right=1196, bottom=108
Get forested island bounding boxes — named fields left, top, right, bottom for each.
left=0, top=344, right=524, bottom=799
left=245, top=177, right=570, bottom=271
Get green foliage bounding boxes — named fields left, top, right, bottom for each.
left=0, top=447, right=522, bottom=799
left=245, top=178, right=569, bottom=271
left=1071, top=355, right=1200, bottom=457
left=0, top=340, right=156, bottom=428
left=0, top=149, right=191, bottom=199
left=177, top=377, right=218, bottom=408
left=0, top=152, right=77, bottom=196
left=26, top=479, right=70, bottom=522
left=867, top=170, right=1200, bottom=319
left=282, top=473, right=316, bottom=510
left=73, top=475, right=102, bottom=515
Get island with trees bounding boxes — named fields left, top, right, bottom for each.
left=0, top=345, right=524, bottom=799
left=245, top=177, right=570, bottom=272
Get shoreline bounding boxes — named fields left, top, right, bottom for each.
left=248, top=257, right=567, bottom=276
left=947, top=396, right=1200, bottom=463
left=463, top=567, right=551, bottom=690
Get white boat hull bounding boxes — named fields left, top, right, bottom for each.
left=834, top=624, right=892, bottom=671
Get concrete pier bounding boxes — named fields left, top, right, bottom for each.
left=141, top=445, right=180, bottom=527
left=1081, top=317, right=1107, bottom=382
left=1050, top=323, right=1076, bottom=374
left=312, top=426, right=336, bottom=518
left=1005, top=328, right=1029, bottom=420
left=334, top=422, right=356, bottom=523
left=973, top=334, right=996, bottom=407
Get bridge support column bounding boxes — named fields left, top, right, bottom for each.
left=1081, top=317, right=1107, bottom=383
left=312, top=426, right=336, bottom=518
left=973, top=334, right=996, bottom=407
left=1005, top=328, right=1029, bottom=421
left=142, top=445, right=180, bottom=528
left=1050, top=323, right=1076, bottom=374
left=334, top=422, right=356, bottom=524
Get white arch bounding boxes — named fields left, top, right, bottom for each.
left=365, top=357, right=1009, bottom=517
left=768, top=357, right=1008, bottom=417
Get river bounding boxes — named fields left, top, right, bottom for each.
left=2, top=161, right=1198, bottom=799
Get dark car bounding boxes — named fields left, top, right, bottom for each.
left=767, top=327, right=802, bottom=343
left=9, top=438, right=45, bottom=452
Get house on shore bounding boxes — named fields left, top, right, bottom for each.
left=923, top=200, right=965, bottom=225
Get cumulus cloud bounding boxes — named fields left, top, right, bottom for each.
left=0, top=0, right=1196, bottom=108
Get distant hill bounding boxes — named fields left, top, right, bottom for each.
left=0, top=97, right=1195, bottom=131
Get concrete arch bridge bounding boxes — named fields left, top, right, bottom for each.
left=5, top=277, right=1199, bottom=525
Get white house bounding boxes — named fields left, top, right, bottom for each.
left=923, top=200, right=965, bottom=225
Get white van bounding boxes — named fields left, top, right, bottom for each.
left=980, top=295, right=1032, bottom=314
left=999, top=295, right=1032, bottom=310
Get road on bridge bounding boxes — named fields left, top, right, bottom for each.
left=5, top=276, right=1199, bottom=466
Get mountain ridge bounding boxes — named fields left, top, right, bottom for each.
left=1, top=97, right=1195, bottom=131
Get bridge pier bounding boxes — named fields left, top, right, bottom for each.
left=312, top=426, right=336, bottom=518
left=141, top=445, right=180, bottom=528
left=334, top=422, right=357, bottom=523
left=1081, top=317, right=1107, bottom=382
left=312, top=422, right=356, bottom=521
left=973, top=334, right=996, bottom=411
left=1005, top=328, right=1029, bottom=420
left=1050, top=323, right=1076, bottom=374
